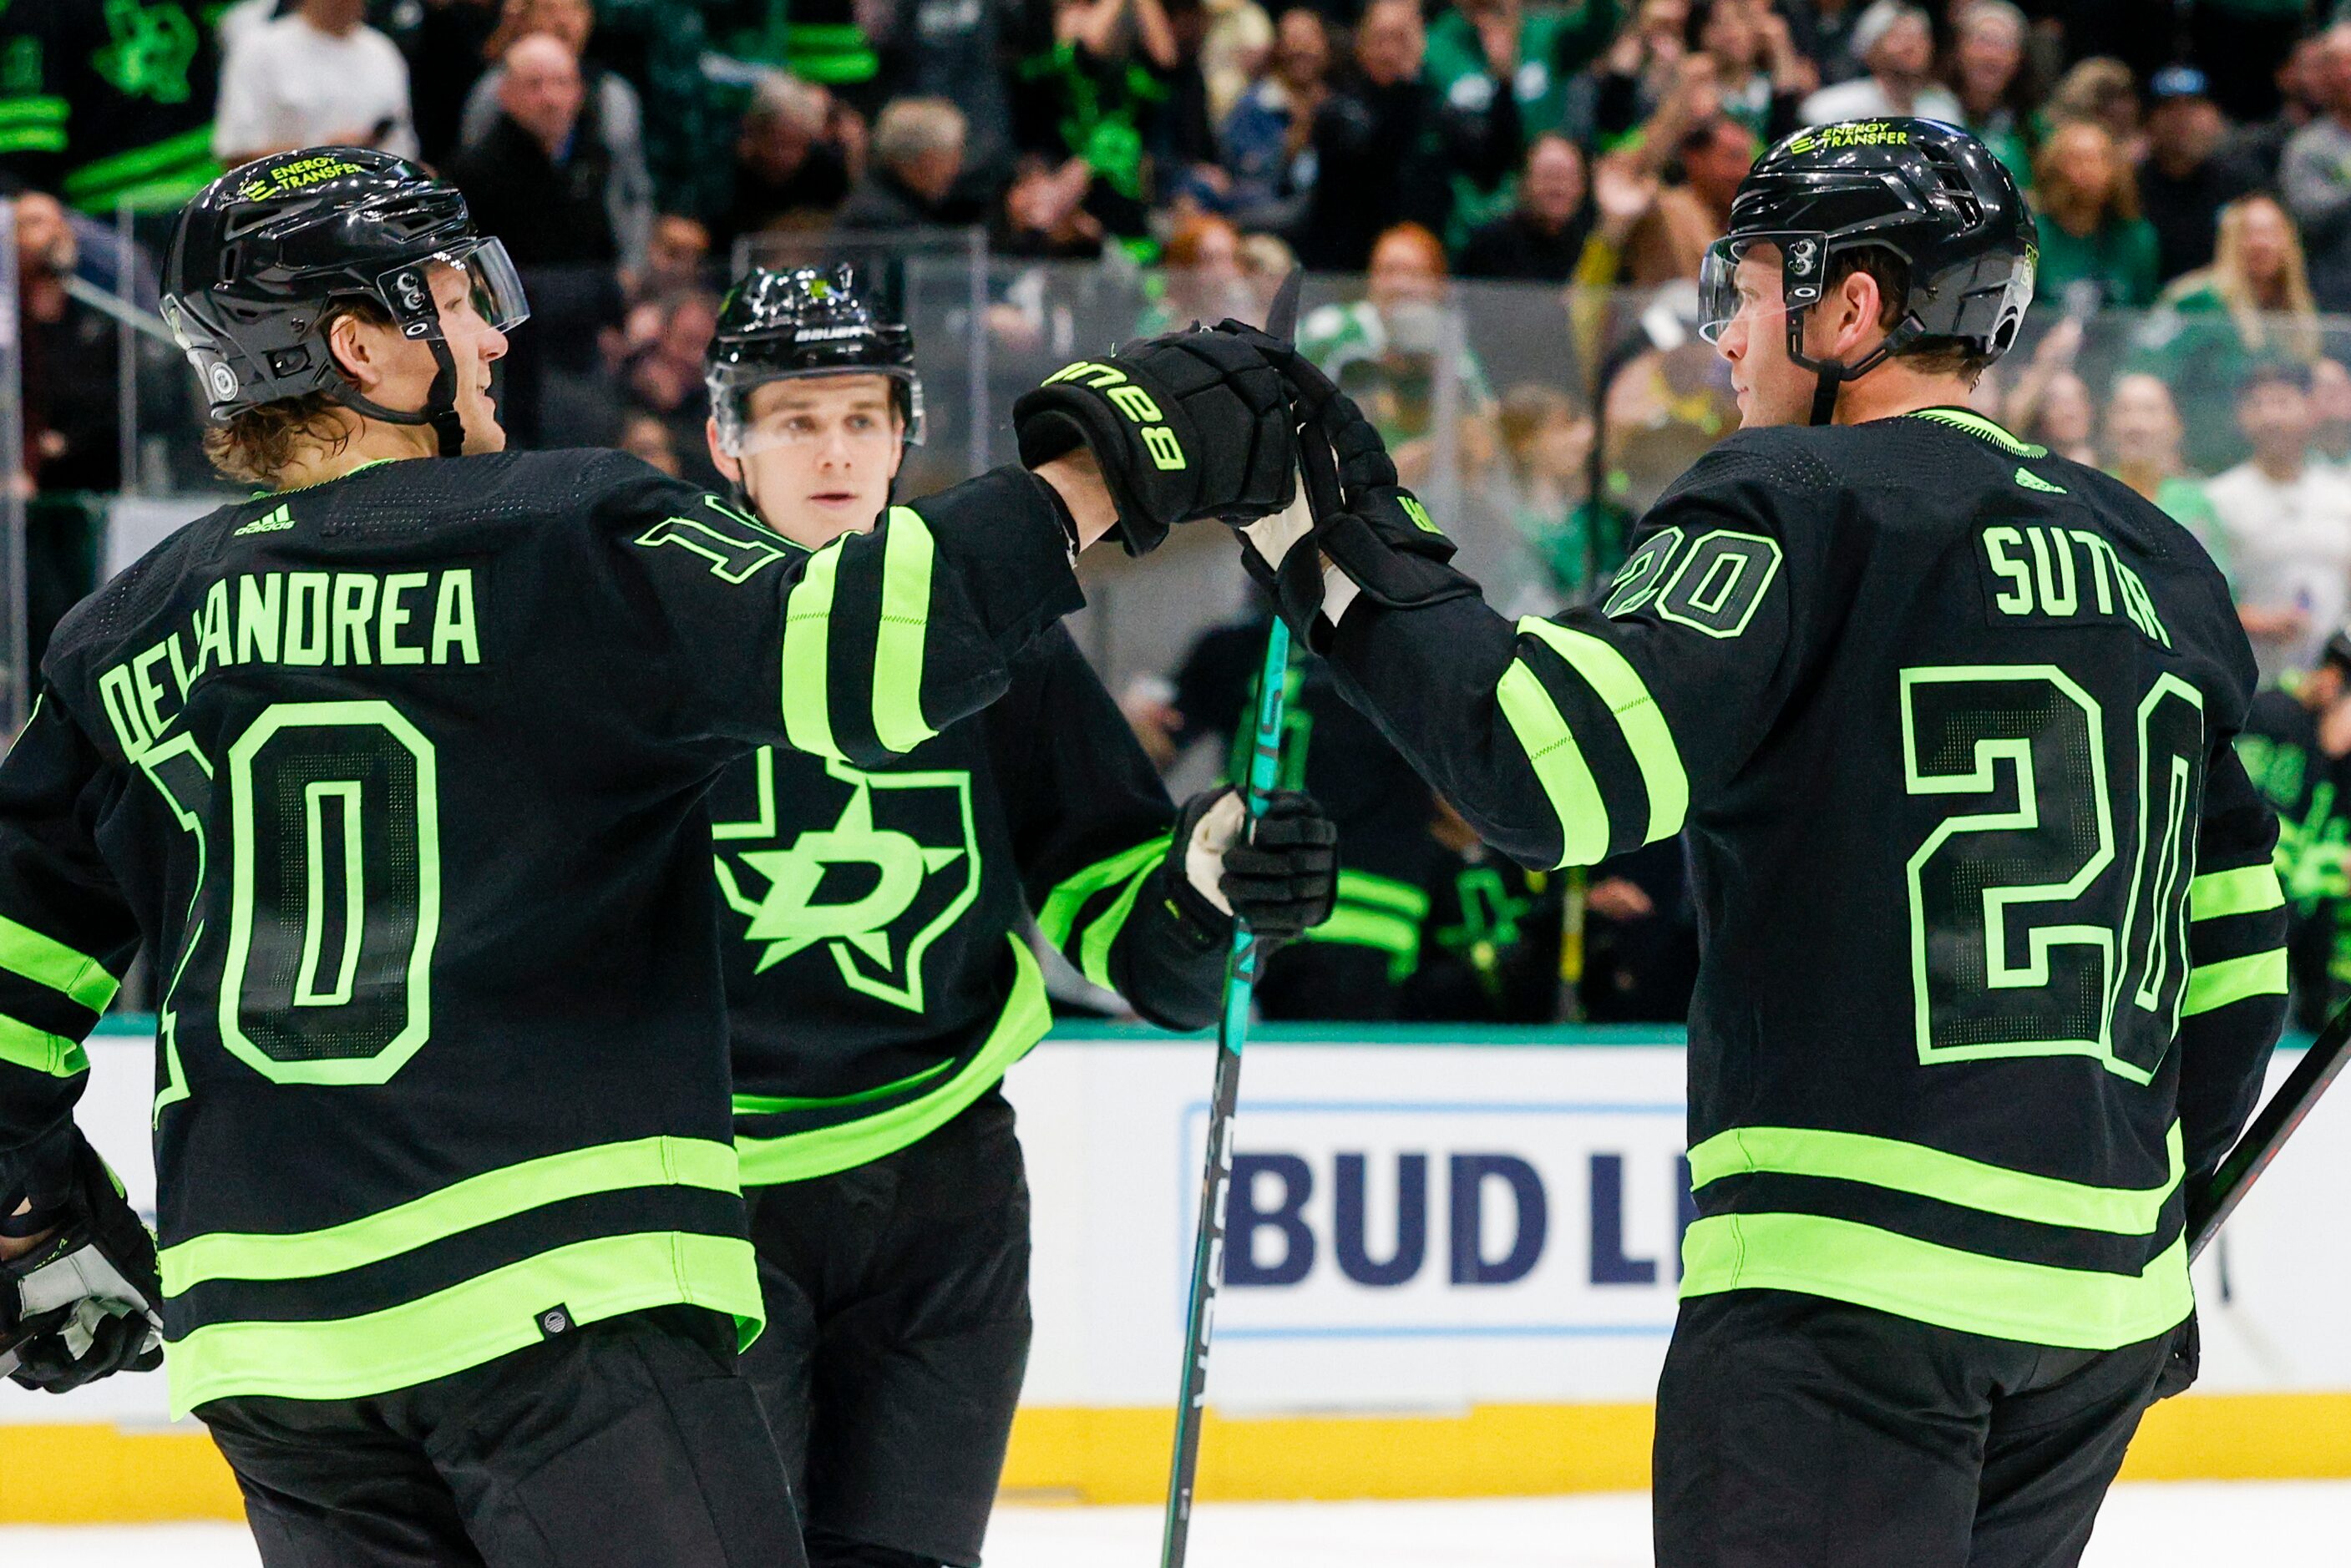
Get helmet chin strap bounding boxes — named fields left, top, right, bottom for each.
left=1789, top=312, right=1920, bottom=427
left=335, top=336, right=469, bottom=457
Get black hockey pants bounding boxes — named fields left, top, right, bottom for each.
left=200, top=1305, right=803, bottom=1567
left=1654, top=1287, right=2191, bottom=1567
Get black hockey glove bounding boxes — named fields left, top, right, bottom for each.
left=1247, top=385, right=1483, bottom=645
left=0, top=1131, right=162, bottom=1394
left=1012, top=327, right=1297, bottom=557
left=1165, top=787, right=1340, bottom=955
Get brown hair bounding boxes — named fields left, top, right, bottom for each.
left=1369, top=222, right=1449, bottom=279
left=1163, top=213, right=1242, bottom=272
left=1822, top=247, right=1999, bottom=382
left=200, top=297, right=389, bottom=487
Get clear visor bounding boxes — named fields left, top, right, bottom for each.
left=1697, top=232, right=1826, bottom=344
left=713, top=366, right=925, bottom=458
left=377, top=237, right=531, bottom=337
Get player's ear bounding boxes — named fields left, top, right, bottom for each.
left=327, top=311, right=386, bottom=393
left=1830, top=267, right=1881, bottom=359
left=706, top=417, right=741, bottom=483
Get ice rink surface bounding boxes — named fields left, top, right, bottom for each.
left=3, top=1483, right=2346, bottom=1565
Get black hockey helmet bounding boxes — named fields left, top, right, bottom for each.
left=705, top=264, right=925, bottom=456
left=160, top=147, right=529, bottom=458
left=1697, top=118, right=2036, bottom=424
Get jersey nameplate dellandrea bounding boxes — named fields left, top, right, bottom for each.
left=96, top=567, right=485, bottom=761
left=1976, top=523, right=2173, bottom=649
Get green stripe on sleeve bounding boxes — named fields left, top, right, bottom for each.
left=0, top=915, right=119, bottom=1012
left=1036, top=837, right=1166, bottom=952
left=1335, top=870, right=1429, bottom=919
left=157, top=1136, right=742, bottom=1294
left=163, top=1232, right=763, bottom=1419
left=870, top=507, right=938, bottom=752
left=1496, top=662, right=1609, bottom=867
left=780, top=545, right=848, bottom=761
left=1686, top=1122, right=2181, bottom=1235
left=2180, top=948, right=2289, bottom=1016
left=1516, top=617, right=1690, bottom=842
left=1079, top=857, right=1161, bottom=992
left=736, top=937, right=1050, bottom=1185
left=0, top=1014, right=89, bottom=1078
left=1680, top=1213, right=2191, bottom=1351
left=2189, top=863, right=2285, bottom=921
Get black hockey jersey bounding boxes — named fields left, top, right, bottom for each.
left=717, top=620, right=1224, bottom=1186
left=0, top=450, right=1082, bottom=1415
left=1321, top=407, right=2288, bottom=1350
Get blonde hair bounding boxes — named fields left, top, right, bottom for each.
left=2031, top=120, right=2137, bottom=227
left=2205, top=194, right=2321, bottom=362
left=199, top=298, right=386, bottom=487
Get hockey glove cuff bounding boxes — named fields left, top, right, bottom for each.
left=1012, top=328, right=1296, bottom=556
left=1168, top=787, right=1340, bottom=955
left=1, top=1132, right=162, bottom=1394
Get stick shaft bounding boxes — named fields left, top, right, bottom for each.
left=2189, top=1002, right=2351, bottom=1260
left=1160, top=618, right=1290, bottom=1568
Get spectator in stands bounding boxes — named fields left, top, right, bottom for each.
left=1796, top=2, right=1957, bottom=127
left=1487, top=382, right=1614, bottom=601
left=1423, top=0, right=1620, bottom=158
left=399, top=0, right=500, bottom=164
left=2313, top=358, right=2351, bottom=471
left=2007, top=354, right=2098, bottom=469
left=2205, top=360, right=2351, bottom=685
left=1293, top=0, right=1519, bottom=271
left=2102, top=372, right=2229, bottom=580
left=1457, top=133, right=1593, bottom=283
left=1198, top=0, right=1276, bottom=128
left=2283, top=23, right=2351, bottom=314
left=448, top=32, right=625, bottom=448
left=2232, top=30, right=2328, bottom=189
left=13, top=191, right=118, bottom=496
left=1625, top=115, right=1752, bottom=285
left=1141, top=213, right=1254, bottom=332
left=621, top=287, right=725, bottom=488
left=1685, top=0, right=1811, bottom=144
left=991, top=154, right=1107, bottom=261
left=1151, top=0, right=1232, bottom=212
left=1786, top=0, right=1866, bottom=89
left=2040, top=56, right=2141, bottom=149
left=214, top=0, right=420, bottom=164
left=455, top=0, right=653, bottom=276
left=1592, top=3, right=1710, bottom=146
left=1221, top=7, right=1331, bottom=235
left=1015, top=0, right=1182, bottom=240
left=2134, top=192, right=2321, bottom=473
left=714, top=73, right=859, bottom=255
left=833, top=98, right=968, bottom=236
left=1947, top=0, right=2033, bottom=188
left=2141, top=65, right=2254, bottom=286
left=1300, top=221, right=1492, bottom=446
left=2030, top=120, right=2160, bottom=311
left=618, top=408, right=681, bottom=476
left=867, top=0, right=1021, bottom=191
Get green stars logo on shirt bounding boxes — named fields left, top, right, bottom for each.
left=713, top=751, right=979, bottom=1013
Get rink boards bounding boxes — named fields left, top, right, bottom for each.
left=5, top=1023, right=2351, bottom=1520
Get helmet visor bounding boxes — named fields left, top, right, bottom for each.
left=711, top=363, right=926, bottom=457
left=374, top=237, right=531, bottom=338
left=1698, top=231, right=1828, bottom=344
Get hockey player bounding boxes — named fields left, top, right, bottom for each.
left=1156, top=120, right=2291, bottom=1564
left=698, top=266, right=1340, bottom=1568
left=0, top=149, right=1300, bottom=1565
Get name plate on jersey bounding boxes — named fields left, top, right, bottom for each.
left=1976, top=524, right=2172, bottom=648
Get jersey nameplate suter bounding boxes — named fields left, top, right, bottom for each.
left=1978, top=524, right=2172, bottom=649
left=97, top=568, right=484, bottom=761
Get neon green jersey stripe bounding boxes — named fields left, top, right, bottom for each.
left=1336, top=870, right=1429, bottom=919
left=2181, top=948, right=2288, bottom=1016
left=1303, top=905, right=1421, bottom=957
left=0, top=1015, right=89, bottom=1078
left=734, top=1055, right=954, bottom=1116
left=1680, top=1214, right=2191, bottom=1351
left=1687, top=1122, right=2182, bottom=1234
left=2190, top=863, right=2284, bottom=921
left=1036, top=837, right=1166, bottom=951
left=0, top=914, right=119, bottom=1012
left=163, top=1232, right=762, bottom=1419
left=780, top=545, right=848, bottom=760
left=158, top=1135, right=741, bottom=1294
left=1903, top=407, right=2048, bottom=458
left=737, top=938, right=1049, bottom=1185
left=1080, top=857, right=1160, bottom=991
left=870, top=507, right=937, bottom=752
left=1516, top=618, right=1690, bottom=842
left=1497, top=662, right=1609, bottom=867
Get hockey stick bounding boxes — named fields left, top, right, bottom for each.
left=2187, top=1001, right=2351, bottom=1261
left=1158, top=271, right=1335, bottom=1568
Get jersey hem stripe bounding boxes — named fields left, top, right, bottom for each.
left=163, top=1230, right=763, bottom=1419
left=1686, top=1122, right=2182, bottom=1235
left=157, top=1135, right=742, bottom=1293
left=1679, top=1213, right=2191, bottom=1350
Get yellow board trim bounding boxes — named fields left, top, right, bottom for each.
left=9, top=1393, right=2351, bottom=1521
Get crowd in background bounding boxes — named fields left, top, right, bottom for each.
left=17, top=0, right=2351, bottom=1026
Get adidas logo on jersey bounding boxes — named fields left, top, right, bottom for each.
left=234, top=504, right=295, bottom=537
